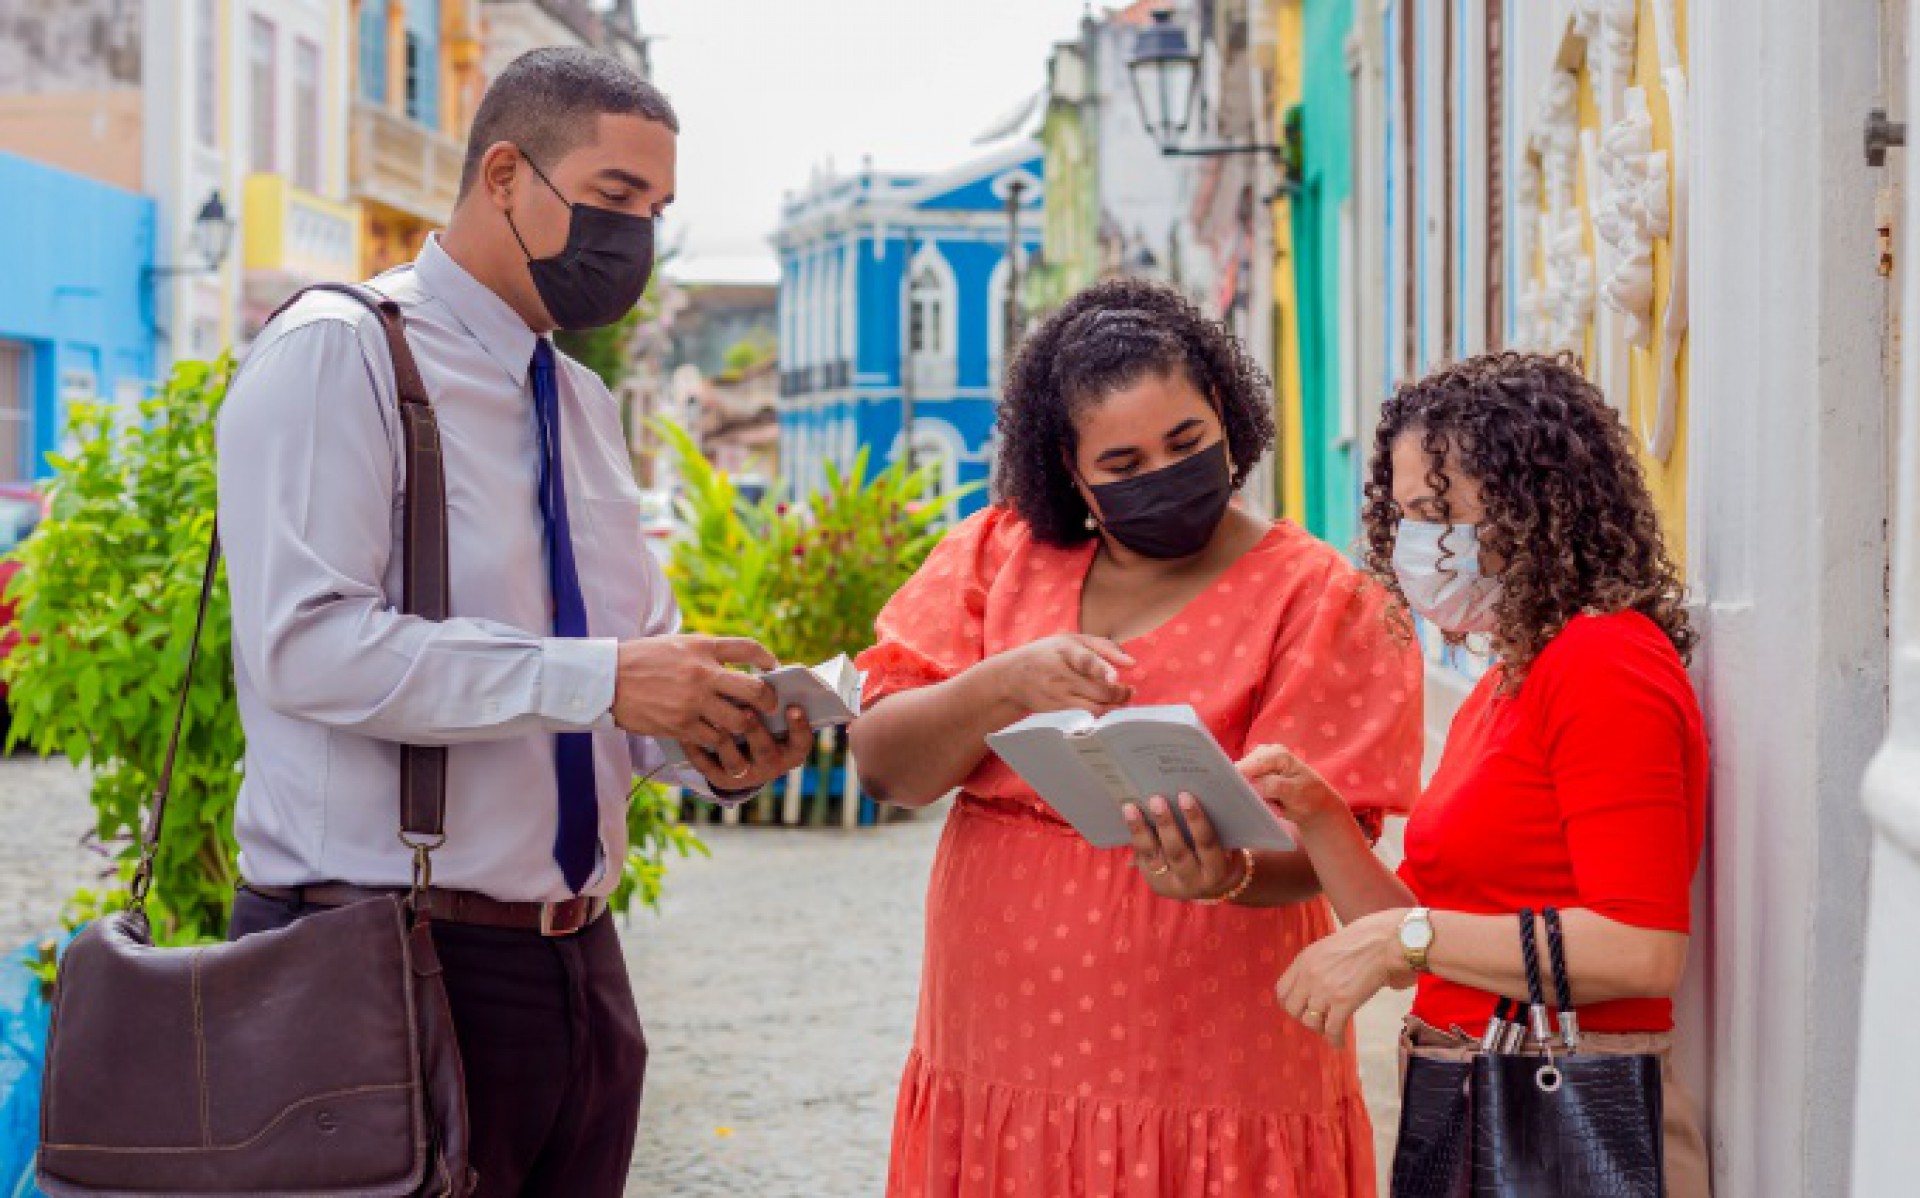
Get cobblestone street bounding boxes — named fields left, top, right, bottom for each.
left=623, top=807, right=1409, bottom=1197
left=0, top=764, right=1406, bottom=1196
left=0, top=758, right=105, bottom=953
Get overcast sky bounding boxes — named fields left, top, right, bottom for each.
left=644, top=0, right=1095, bottom=283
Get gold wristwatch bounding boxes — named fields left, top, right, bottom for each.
left=1398, top=907, right=1436, bottom=973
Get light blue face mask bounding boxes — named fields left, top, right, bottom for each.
left=1391, top=520, right=1504, bottom=634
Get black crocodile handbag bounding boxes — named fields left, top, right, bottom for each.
left=1470, top=908, right=1665, bottom=1198
left=1390, top=1051, right=1473, bottom=1198
left=1390, top=908, right=1666, bottom=1198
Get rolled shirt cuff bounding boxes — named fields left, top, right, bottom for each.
left=539, top=636, right=620, bottom=728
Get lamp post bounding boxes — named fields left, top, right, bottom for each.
left=1002, top=178, right=1026, bottom=375
left=901, top=234, right=917, bottom=473
left=146, top=190, right=236, bottom=279
left=1128, top=9, right=1296, bottom=172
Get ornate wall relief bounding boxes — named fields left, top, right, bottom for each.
left=1596, top=86, right=1669, bottom=348
left=1516, top=0, right=1687, bottom=463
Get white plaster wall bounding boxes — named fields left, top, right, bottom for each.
left=1688, top=0, right=1887, bottom=1193
left=1852, top=5, right=1920, bottom=1188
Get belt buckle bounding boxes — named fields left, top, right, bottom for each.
left=539, top=898, right=585, bottom=938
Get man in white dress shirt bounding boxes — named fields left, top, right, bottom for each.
left=217, top=48, right=809, bottom=1196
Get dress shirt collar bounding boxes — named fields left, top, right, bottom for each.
left=414, top=234, right=540, bottom=388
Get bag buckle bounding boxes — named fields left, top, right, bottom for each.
left=398, top=831, right=446, bottom=913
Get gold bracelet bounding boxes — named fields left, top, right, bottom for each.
left=1200, top=847, right=1258, bottom=905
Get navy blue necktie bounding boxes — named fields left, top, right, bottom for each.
left=530, top=339, right=599, bottom=894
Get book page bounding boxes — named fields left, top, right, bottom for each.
left=986, top=718, right=1137, bottom=846
left=1099, top=720, right=1295, bottom=852
left=762, top=661, right=860, bottom=737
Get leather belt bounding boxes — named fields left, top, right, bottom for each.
left=244, top=882, right=608, bottom=938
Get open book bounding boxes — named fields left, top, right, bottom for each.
left=986, top=706, right=1295, bottom=851
left=658, top=654, right=864, bottom=766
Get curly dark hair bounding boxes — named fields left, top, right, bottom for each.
left=994, top=278, right=1276, bottom=545
left=1361, top=351, right=1695, bottom=685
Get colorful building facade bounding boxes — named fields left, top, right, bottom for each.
left=772, top=143, right=1045, bottom=515
left=1287, top=0, right=1362, bottom=553
left=0, top=152, right=156, bottom=482
left=349, top=0, right=483, bottom=277
left=1028, top=3, right=1211, bottom=322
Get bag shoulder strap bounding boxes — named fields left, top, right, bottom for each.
left=133, top=283, right=451, bottom=908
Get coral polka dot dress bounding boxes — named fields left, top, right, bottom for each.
left=857, top=507, right=1424, bottom=1198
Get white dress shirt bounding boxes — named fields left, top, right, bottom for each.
left=217, top=235, right=714, bottom=902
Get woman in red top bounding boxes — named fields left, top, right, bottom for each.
left=1241, top=352, right=1712, bottom=1196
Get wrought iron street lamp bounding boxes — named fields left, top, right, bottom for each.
left=1128, top=8, right=1295, bottom=174
left=1128, top=9, right=1199, bottom=149
left=148, top=190, right=236, bottom=278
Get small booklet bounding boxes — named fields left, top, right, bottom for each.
left=658, top=654, right=865, bottom=765
left=986, top=706, right=1296, bottom=851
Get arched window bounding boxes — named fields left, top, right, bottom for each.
left=904, top=245, right=959, bottom=393
left=908, top=263, right=946, bottom=357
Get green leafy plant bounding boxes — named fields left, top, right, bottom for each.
left=651, top=418, right=966, bottom=664
left=4, top=357, right=239, bottom=944
left=3, top=357, right=705, bottom=947
left=607, top=780, right=708, bottom=916
left=555, top=304, right=644, bottom=392
left=720, top=332, right=777, bottom=378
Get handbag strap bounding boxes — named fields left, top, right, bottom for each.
left=1543, top=906, right=1582, bottom=1049
left=130, top=283, right=450, bottom=910
left=1516, top=908, right=1555, bottom=1049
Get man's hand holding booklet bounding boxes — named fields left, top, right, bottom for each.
left=659, top=654, right=865, bottom=766
left=986, top=705, right=1295, bottom=851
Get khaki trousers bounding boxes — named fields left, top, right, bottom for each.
left=1397, top=1016, right=1711, bottom=1198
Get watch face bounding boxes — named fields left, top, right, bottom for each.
left=1401, top=919, right=1435, bottom=951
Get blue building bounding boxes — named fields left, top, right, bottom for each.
left=772, top=141, right=1044, bottom=516
left=0, top=151, right=157, bottom=484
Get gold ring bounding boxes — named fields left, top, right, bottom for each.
left=1149, top=862, right=1171, bottom=877
left=729, top=766, right=750, bottom=779
left=1303, top=1007, right=1326, bottom=1022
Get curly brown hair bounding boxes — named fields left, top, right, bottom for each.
left=1361, top=351, right=1695, bottom=685
left=994, top=278, right=1276, bottom=545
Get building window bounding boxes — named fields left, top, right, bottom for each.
left=405, top=33, right=423, bottom=122
left=248, top=15, right=277, bottom=174
left=0, top=342, right=29, bottom=484
left=404, top=26, right=440, bottom=130
left=906, top=247, right=958, bottom=393
left=908, top=264, right=946, bottom=357
left=294, top=38, right=322, bottom=192
left=359, top=0, right=388, bottom=104
left=195, top=0, right=218, bottom=148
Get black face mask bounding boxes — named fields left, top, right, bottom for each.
left=1086, top=440, right=1234, bottom=560
left=508, top=150, right=656, bottom=332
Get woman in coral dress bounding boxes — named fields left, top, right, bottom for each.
left=851, top=280, right=1424, bottom=1198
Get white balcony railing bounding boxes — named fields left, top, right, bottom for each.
left=349, top=101, right=464, bottom=223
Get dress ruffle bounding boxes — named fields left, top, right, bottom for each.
left=888, top=1049, right=1377, bottom=1198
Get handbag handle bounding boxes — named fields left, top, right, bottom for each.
left=1543, top=906, right=1581, bottom=1049
left=129, top=283, right=450, bottom=911
left=1516, top=908, right=1555, bottom=1048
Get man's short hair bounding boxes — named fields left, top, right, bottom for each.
left=458, top=47, right=679, bottom=199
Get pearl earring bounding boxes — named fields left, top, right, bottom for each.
left=1084, top=513, right=1097, bottom=531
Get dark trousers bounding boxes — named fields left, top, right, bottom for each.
left=230, top=888, right=647, bottom=1198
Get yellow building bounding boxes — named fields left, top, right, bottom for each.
left=348, top=0, right=485, bottom=277
left=1265, top=0, right=1308, bottom=528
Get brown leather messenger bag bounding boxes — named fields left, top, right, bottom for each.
left=37, top=284, right=475, bottom=1197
